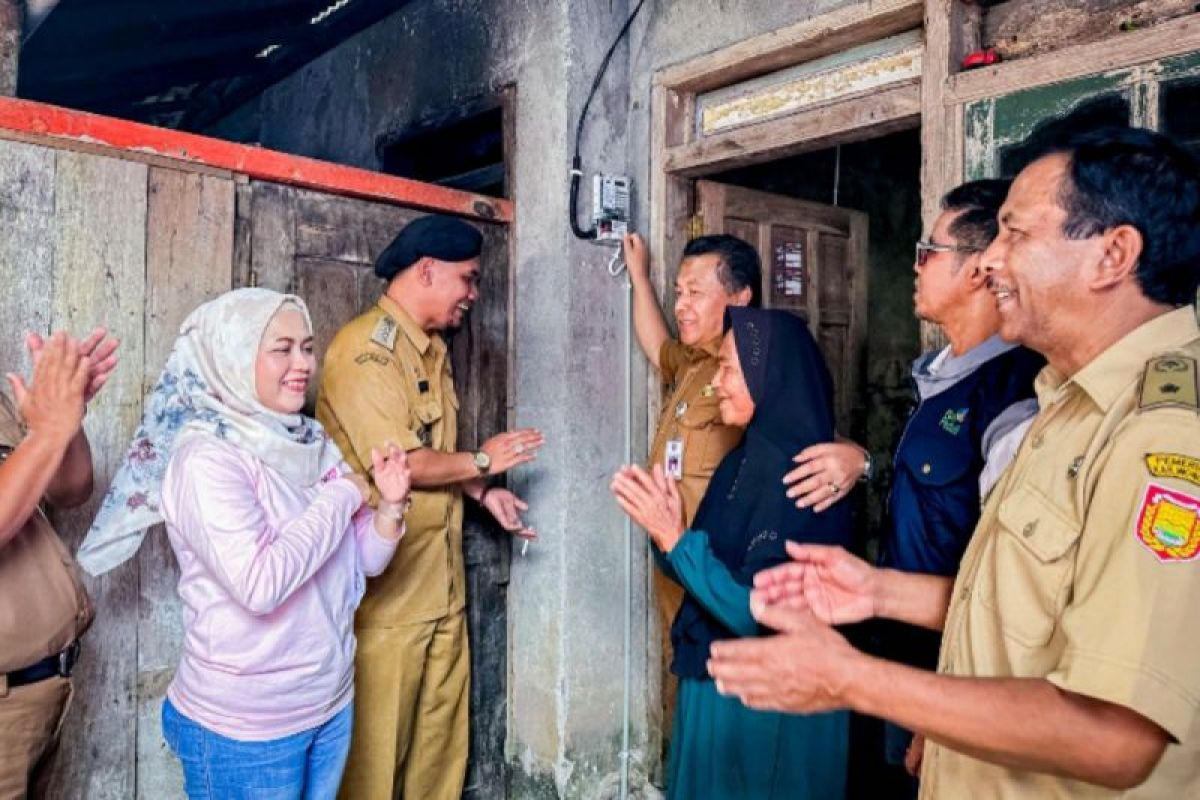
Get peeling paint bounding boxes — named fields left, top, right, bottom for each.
left=700, top=45, right=922, bottom=135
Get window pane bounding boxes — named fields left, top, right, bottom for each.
left=1160, top=77, right=1200, bottom=161
left=998, top=93, right=1131, bottom=176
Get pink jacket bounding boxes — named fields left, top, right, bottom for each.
left=160, top=433, right=397, bottom=740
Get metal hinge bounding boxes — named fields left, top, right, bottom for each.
left=686, top=213, right=704, bottom=239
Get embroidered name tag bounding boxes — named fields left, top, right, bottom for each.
left=1145, top=453, right=1200, bottom=488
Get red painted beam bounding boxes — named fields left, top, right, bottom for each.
left=0, top=96, right=513, bottom=224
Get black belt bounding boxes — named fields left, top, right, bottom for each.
left=6, top=641, right=81, bottom=688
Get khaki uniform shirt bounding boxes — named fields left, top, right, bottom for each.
left=922, top=307, right=1200, bottom=799
left=648, top=339, right=744, bottom=526
left=0, top=394, right=92, bottom=673
left=317, top=295, right=464, bottom=625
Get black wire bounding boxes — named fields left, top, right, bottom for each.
left=569, top=0, right=649, bottom=240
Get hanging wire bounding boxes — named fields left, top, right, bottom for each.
left=569, top=0, right=650, bottom=239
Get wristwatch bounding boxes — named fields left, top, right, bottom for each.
left=472, top=450, right=492, bottom=475
left=859, top=449, right=875, bottom=483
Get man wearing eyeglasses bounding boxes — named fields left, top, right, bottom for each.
left=785, top=179, right=1043, bottom=792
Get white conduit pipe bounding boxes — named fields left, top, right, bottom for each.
left=619, top=270, right=634, bottom=799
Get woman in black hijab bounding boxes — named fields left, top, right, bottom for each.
left=612, top=307, right=850, bottom=799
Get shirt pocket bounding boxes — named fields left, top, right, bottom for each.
left=412, top=400, right=445, bottom=448
left=978, top=483, right=1081, bottom=647
left=676, top=396, right=728, bottom=472
left=896, top=431, right=974, bottom=488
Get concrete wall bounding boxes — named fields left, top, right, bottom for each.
left=208, top=1, right=856, bottom=796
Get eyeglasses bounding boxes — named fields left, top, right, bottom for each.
left=915, top=240, right=981, bottom=267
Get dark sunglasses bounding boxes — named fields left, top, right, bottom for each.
left=915, top=240, right=981, bottom=267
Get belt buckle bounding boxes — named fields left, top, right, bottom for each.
left=56, top=640, right=80, bottom=678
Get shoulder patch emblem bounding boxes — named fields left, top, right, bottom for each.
left=1146, top=453, right=1200, bottom=487
left=370, top=316, right=398, bottom=350
left=354, top=352, right=391, bottom=367
left=1135, top=482, right=1200, bottom=562
left=1138, top=355, right=1198, bottom=411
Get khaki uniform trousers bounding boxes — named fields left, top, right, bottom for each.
left=340, top=611, right=469, bottom=800
left=0, top=676, right=72, bottom=800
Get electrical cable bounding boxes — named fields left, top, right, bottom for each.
left=569, top=0, right=650, bottom=239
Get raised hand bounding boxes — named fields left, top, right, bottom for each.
left=610, top=463, right=684, bottom=552
left=622, top=233, right=650, bottom=282
left=752, top=541, right=879, bottom=625
left=707, top=598, right=857, bottom=715
left=481, top=487, right=536, bottom=540
left=783, top=441, right=866, bottom=511
left=6, top=331, right=89, bottom=447
left=371, top=442, right=411, bottom=506
left=28, top=327, right=120, bottom=403
left=479, top=428, right=544, bottom=475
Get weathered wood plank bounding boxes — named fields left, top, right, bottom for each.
left=43, top=150, right=148, bottom=800
left=920, top=0, right=976, bottom=351
left=248, top=181, right=298, bottom=292
left=697, top=31, right=923, bottom=136
left=0, top=140, right=56, bottom=376
left=656, top=0, right=923, bottom=93
left=232, top=176, right=254, bottom=291
left=663, top=82, right=921, bottom=176
left=946, top=10, right=1200, bottom=106
left=293, top=189, right=418, bottom=266
left=136, top=167, right=234, bottom=800
left=294, top=256, right=364, bottom=409
left=451, top=220, right=510, bottom=799
left=982, top=0, right=1196, bottom=63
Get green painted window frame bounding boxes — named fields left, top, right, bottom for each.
left=963, top=49, right=1200, bottom=180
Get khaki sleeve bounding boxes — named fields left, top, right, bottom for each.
left=320, top=346, right=423, bottom=467
left=659, top=338, right=688, bottom=384
left=1046, top=410, right=1200, bottom=741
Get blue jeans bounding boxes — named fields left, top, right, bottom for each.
left=162, top=698, right=352, bottom=800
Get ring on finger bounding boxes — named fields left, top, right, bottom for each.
left=514, top=442, right=525, bottom=454
left=828, top=482, right=840, bottom=495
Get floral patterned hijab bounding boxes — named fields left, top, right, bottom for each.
left=78, top=288, right=343, bottom=576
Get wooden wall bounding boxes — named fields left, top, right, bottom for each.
left=0, top=137, right=510, bottom=798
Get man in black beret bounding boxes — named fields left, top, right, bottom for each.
left=317, top=214, right=543, bottom=799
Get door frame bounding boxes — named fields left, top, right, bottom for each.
left=649, top=0, right=926, bottom=410
left=650, top=1, right=1200, bottom=357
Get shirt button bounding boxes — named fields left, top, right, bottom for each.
left=1022, top=520, right=1038, bottom=538
left=1031, top=433, right=1044, bottom=449
left=921, top=463, right=932, bottom=475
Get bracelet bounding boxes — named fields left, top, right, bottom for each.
left=478, top=485, right=495, bottom=504
left=377, top=499, right=410, bottom=521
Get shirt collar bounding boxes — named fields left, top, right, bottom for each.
left=377, top=294, right=438, bottom=356
left=698, top=335, right=722, bottom=359
left=1037, top=306, right=1200, bottom=410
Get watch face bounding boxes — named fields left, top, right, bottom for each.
left=474, top=451, right=491, bottom=471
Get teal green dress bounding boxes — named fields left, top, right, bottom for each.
left=655, top=309, right=851, bottom=799
left=660, top=531, right=849, bottom=800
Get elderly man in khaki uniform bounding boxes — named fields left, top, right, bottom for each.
left=623, top=232, right=760, bottom=729
left=0, top=329, right=117, bottom=798
left=318, top=214, right=541, bottom=800
left=708, top=127, right=1200, bottom=797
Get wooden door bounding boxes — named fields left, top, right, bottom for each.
left=237, top=182, right=512, bottom=798
left=695, top=180, right=868, bottom=434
